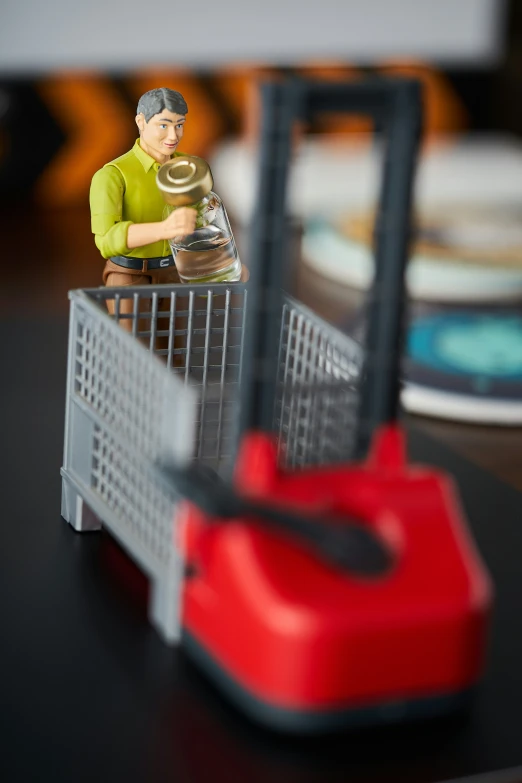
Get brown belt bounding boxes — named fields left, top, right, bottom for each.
left=110, top=255, right=175, bottom=271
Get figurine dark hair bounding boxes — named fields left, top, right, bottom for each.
left=137, top=87, right=188, bottom=122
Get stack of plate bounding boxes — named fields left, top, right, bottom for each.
left=212, top=136, right=522, bottom=423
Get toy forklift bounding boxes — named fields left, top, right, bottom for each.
left=161, top=77, right=493, bottom=732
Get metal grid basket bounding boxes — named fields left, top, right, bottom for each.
left=61, top=282, right=363, bottom=642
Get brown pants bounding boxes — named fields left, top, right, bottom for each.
left=103, top=259, right=181, bottom=322
left=102, top=259, right=184, bottom=366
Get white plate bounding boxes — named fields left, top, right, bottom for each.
left=302, top=220, right=522, bottom=302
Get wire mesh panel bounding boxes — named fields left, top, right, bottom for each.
left=87, top=283, right=248, bottom=474
left=275, top=297, right=363, bottom=468
left=61, top=290, right=197, bottom=642
left=87, top=284, right=364, bottom=470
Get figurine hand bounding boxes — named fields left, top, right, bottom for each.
left=161, top=207, right=197, bottom=240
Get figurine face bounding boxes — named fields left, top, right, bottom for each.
left=136, top=109, right=186, bottom=164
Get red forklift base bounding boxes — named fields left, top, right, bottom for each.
left=180, top=426, right=492, bottom=733
left=183, top=629, right=474, bottom=733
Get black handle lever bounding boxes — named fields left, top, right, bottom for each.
left=160, top=462, right=392, bottom=578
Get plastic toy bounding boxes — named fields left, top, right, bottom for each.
left=89, top=87, right=198, bottom=320
left=62, top=76, right=492, bottom=735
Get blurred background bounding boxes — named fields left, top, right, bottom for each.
left=2, top=0, right=522, bottom=487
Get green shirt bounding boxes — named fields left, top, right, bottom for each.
left=89, top=139, right=182, bottom=259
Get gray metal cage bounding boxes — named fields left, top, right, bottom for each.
left=61, top=282, right=363, bottom=642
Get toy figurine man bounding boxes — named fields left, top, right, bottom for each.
left=89, top=87, right=197, bottom=319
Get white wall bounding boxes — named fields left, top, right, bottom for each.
left=0, top=0, right=506, bottom=72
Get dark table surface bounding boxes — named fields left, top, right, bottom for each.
left=2, top=311, right=522, bottom=783
left=2, top=203, right=522, bottom=782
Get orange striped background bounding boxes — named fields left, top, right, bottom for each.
left=0, top=62, right=467, bottom=206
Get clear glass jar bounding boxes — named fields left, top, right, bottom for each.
left=157, top=155, right=242, bottom=284
left=163, top=192, right=242, bottom=284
